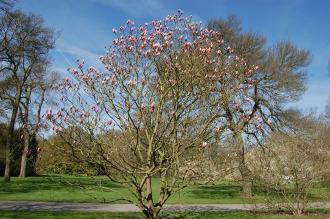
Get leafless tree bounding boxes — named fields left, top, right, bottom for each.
left=0, top=10, right=55, bottom=181
left=207, top=16, right=310, bottom=198
left=17, top=62, right=56, bottom=177
left=0, top=0, right=14, bottom=14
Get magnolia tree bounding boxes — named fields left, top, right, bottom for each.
left=248, top=131, right=327, bottom=215
left=48, top=12, right=258, bottom=219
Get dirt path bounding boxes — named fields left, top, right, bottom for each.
left=0, top=201, right=329, bottom=212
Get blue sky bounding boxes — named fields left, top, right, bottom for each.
left=16, top=0, right=330, bottom=113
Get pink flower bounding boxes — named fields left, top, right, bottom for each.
left=128, top=35, right=135, bottom=43
left=235, top=103, right=240, bottom=111
left=88, top=66, right=97, bottom=73
left=182, top=42, right=192, bottom=49
left=111, top=75, right=117, bottom=85
left=53, top=125, right=63, bottom=133
left=91, top=105, right=99, bottom=113
left=128, top=79, right=137, bottom=87
left=127, top=45, right=134, bottom=52
left=149, top=101, right=155, bottom=113
left=56, top=111, right=63, bottom=118
left=267, top=118, right=272, bottom=125
left=127, top=19, right=134, bottom=25
left=112, top=28, right=117, bottom=33
left=46, top=108, right=52, bottom=120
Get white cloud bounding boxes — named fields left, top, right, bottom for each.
left=55, top=41, right=103, bottom=68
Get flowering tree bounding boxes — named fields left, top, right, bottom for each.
left=48, top=12, right=258, bottom=219
left=248, top=122, right=329, bottom=215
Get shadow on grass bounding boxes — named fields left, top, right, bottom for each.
left=189, top=182, right=328, bottom=202
left=0, top=175, right=123, bottom=195
left=189, top=184, right=241, bottom=200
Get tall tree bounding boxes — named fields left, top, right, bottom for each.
left=18, top=62, right=54, bottom=177
left=0, top=10, right=55, bottom=181
left=207, top=16, right=310, bottom=198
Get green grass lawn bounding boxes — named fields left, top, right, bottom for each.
left=0, top=175, right=329, bottom=204
left=0, top=211, right=329, bottom=219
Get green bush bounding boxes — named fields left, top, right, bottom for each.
left=36, top=134, right=103, bottom=176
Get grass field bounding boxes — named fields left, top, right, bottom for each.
left=0, top=175, right=329, bottom=204
left=0, top=211, right=329, bottom=219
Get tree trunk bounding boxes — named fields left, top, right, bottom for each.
left=239, top=161, right=253, bottom=199
left=142, top=207, right=161, bottom=219
left=4, top=89, right=21, bottom=182
left=235, top=133, right=253, bottom=199
left=141, top=176, right=161, bottom=219
left=4, top=143, right=11, bottom=182
left=4, top=97, right=21, bottom=182
left=19, top=88, right=31, bottom=177
left=18, top=129, right=29, bottom=177
left=143, top=209, right=161, bottom=219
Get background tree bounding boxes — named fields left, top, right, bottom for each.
left=0, top=10, right=55, bottom=181
left=0, top=0, right=14, bottom=14
left=17, top=61, right=55, bottom=177
left=36, top=131, right=101, bottom=176
left=249, top=112, right=330, bottom=215
left=48, top=12, right=259, bottom=219
left=325, top=96, right=330, bottom=123
left=0, top=123, right=38, bottom=176
left=207, top=16, right=310, bottom=198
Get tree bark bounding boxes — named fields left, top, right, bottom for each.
left=235, top=133, right=253, bottom=199
left=4, top=90, right=21, bottom=182
left=143, top=207, right=161, bottom=219
left=18, top=129, right=29, bottom=177
left=239, top=161, right=253, bottom=199
left=141, top=176, right=161, bottom=219
left=19, top=88, right=31, bottom=177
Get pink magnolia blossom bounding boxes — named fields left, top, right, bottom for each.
left=267, top=118, right=272, bottom=125
left=149, top=101, right=155, bottom=113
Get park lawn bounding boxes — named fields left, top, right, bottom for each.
left=0, top=211, right=329, bottom=219
left=0, top=175, right=328, bottom=204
